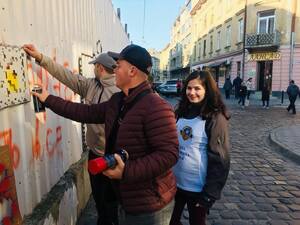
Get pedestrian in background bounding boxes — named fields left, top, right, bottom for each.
left=177, top=79, right=182, bottom=96
left=32, top=44, right=179, bottom=225
left=233, top=75, right=242, bottom=99
left=262, top=83, right=270, bottom=109
left=170, top=70, right=230, bottom=225
left=246, top=78, right=253, bottom=100
left=286, top=80, right=300, bottom=114
left=23, top=44, right=120, bottom=225
left=223, top=77, right=233, bottom=99
left=238, top=82, right=247, bottom=108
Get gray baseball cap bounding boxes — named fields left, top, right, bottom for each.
left=89, top=53, right=116, bottom=69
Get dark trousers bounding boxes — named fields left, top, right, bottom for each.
left=225, top=90, right=230, bottom=99
left=89, top=151, right=119, bottom=225
left=238, top=96, right=246, bottom=106
left=119, top=200, right=174, bottom=225
left=247, top=91, right=251, bottom=100
left=262, top=100, right=269, bottom=107
left=234, top=88, right=240, bottom=99
left=169, top=192, right=207, bottom=225
left=287, top=96, right=297, bottom=114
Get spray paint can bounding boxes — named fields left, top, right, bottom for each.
left=88, top=149, right=129, bottom=175
left=32, top=86, right=45, bottom=113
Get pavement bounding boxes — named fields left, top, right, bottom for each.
left=77, top=94, right=300, bottom=225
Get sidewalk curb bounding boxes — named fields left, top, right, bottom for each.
left=269, top=130, right=300, bottom=165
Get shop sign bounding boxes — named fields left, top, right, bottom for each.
left=248, top=52, right=281, bottom=61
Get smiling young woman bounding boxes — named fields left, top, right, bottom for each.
left=170, top=70, right=231, bottom=225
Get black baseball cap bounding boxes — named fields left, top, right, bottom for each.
left=108, top=44, right=152, bottom=75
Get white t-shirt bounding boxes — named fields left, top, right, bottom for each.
left=173, top=117, right=208, bottom=192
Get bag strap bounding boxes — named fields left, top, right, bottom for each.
left=106, top=89, right=152, bottom=154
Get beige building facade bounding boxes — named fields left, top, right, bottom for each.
left=168, top=0, right=193, bottom=79
left=190, top=0, right=300, bottom=94
left=191, top=0, right=247, bottom=87
left=159, top=44, right=171, bottom=81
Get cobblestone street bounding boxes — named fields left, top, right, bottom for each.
left=78, top=99, right=300, bottom=225
left=203, top=103, right=300, bottom=225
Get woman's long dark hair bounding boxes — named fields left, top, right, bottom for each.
left=176, top=70, right=230, bottom=120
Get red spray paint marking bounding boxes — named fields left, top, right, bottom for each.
left=46, top=126, right=63, bottom=158
left=32, top=118, right=41, bottom=160
left=2, top=217, right=11, bottom=225
left=0, top=130, right=20, bottom=169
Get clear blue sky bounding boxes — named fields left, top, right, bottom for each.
left=112, top=0, right=186, bottom=51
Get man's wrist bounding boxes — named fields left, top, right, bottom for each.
left=35, top=53, right=43, bottom=63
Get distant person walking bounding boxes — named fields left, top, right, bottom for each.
left=238, top=82, right=247, bottom=109
left=261, top=84, right=270, bottom=109
left=233, top=75, right=242, bottom=99
left=223, top=78, right=233, bottom=99
left=286, top=80, right=300, bottom=114
left=246, top=78, right=253, bottom=100
left=176, top=79, right=182, bottom=96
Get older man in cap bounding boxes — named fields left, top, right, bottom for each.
left=32, top=44, right=179, bottom=225
left=23, top=44, right=120, bottom=225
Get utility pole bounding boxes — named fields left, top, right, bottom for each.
left=242, top=0, right=248, bottom=80
left=289, top=0, right=297, bottom=81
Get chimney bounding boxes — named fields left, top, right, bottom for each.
left=117, top=8, right=121, bottom=19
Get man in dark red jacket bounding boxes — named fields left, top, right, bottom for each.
left=32, top=44, right=179, bottom=225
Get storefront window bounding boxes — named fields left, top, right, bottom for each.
left=237, top=61, right=241, bottom=76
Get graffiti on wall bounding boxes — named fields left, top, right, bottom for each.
left=0, top=45, right=30, bottom=110
left=0, top=145, right=22, bottom=225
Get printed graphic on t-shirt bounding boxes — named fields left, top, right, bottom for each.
left=180, top=126, right=193, bottom=141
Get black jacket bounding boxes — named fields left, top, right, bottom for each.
left=201, top=113, right=230, bottom=208
left=287, top=84, right=299, bottom=98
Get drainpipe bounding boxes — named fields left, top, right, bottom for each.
left=288, top=0, right=297, bottom=81
left=242, top=0, right=248, bottom=80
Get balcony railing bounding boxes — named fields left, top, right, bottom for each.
left=245, top=30, right=281, bottom=49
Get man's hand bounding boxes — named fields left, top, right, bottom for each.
left=31, top=85, right=49, bottom=103
left=23, top=44, right=42, bottom=62
left=103, top=154, right=125, bottom=180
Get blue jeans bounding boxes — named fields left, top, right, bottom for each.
left=119, top=200, right=174, bottom=225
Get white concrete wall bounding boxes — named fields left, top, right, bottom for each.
left=0, top=0, right=129, bottom=224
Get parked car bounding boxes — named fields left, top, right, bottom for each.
left=152, top=81, right=163, bottom=92
left=157, top=80, right=178, bottom=96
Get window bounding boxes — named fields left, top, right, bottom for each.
left=210, top=35, right=213, bottom=53
left=210, top=11, right=214, bottom=25
left=186, top=0, right=192, bottom=11
left=237, top=61, right=241, bottom=76
left=226, top=25, right=231, bottom=47
left=203, top=40, right=207, bottom=56
left=238, top=18, right=244, bottom=42
left=258, top=11, right=275, bottom=34
left=198, top=41, right=201, bottom=60
left=217, top=31, right=221, bottom=50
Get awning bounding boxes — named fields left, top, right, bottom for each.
left=208, top=61, right=227, bottom=67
